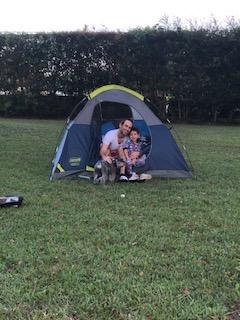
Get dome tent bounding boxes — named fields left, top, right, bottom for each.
left=50, top=84, right=192, bottom=180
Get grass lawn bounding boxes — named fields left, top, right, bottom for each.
left=0, top=118, right=240, bottom=320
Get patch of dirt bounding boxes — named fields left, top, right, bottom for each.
left=225, top=301, right=240, bottom=320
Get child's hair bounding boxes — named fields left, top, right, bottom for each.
left=130, top=127, right=140, bottom=134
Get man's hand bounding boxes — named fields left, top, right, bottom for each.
left=103, top=155, right=113, bottom=164
left=100, top=143, right=113, bottom=164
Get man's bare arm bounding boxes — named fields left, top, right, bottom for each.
left=100, top=143, right=112, bottom=163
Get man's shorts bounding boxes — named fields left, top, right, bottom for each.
left=110, top=150, right=119, bottom=158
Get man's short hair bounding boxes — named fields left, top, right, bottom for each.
left=120, top=119, right=133, bottom=126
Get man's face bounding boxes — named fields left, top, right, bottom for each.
left=119, top=120, right=132, bottom=136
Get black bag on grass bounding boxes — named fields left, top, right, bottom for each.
left=0, top=196, right=23, bottom=208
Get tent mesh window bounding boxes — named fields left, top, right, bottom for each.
left=92, top=101, right=132, bottom=125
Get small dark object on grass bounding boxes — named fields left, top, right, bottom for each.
left=0, top=196, right=23, bottom=208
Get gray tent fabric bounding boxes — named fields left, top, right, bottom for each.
left=50, top=84, right=193, bottom=180
left=74, top=90, right=161, bottom=125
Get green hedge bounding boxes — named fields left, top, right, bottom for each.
left=1, top=27, right=240, bottom=122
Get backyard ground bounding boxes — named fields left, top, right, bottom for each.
left=0, top=118, right=240, bottom=320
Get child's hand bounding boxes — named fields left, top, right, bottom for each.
left=130, top=151, right=139, bottom=160
left=131, top=158, right=137, bottom=165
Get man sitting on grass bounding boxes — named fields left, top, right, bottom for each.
left=100, top=119, right=132, bottom=181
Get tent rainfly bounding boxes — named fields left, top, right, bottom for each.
left=50, top=84, right=193, bottom=180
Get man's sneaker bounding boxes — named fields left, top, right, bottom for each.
left=128, top=172, right=139, bottom=181
left=119, top=175, right=128, bottom=182
left=139, top=173, right=152, bottom=180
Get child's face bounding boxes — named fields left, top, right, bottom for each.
left=130, top=130, right=139, bottom=143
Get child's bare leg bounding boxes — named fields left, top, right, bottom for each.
left=120, top=164, right=126, bottom=175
